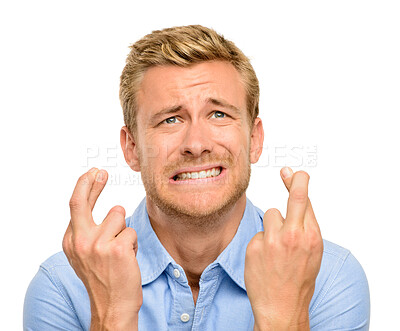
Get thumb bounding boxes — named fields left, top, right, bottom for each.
left=280, top=166, right=294, bottom=192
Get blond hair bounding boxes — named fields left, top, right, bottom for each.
left=119, top=25, right=259, bottom=134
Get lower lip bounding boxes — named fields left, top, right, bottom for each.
left=169, top=168, right=227, bottom=185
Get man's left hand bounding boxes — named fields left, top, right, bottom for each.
left=244, top=167, right=323, bottom=330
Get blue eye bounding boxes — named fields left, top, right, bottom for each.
left=212, top=111, right=226, bottom=119
left=163, top=116, right=179, bottom=124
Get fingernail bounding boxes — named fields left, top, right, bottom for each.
left=89, top=167, right=97, bottom=173
left=96, top=170, right=104, bottom=182
left=282, top=167, right=292, bottom=179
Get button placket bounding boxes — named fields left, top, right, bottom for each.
left=168, top=264, right=195, bottom=327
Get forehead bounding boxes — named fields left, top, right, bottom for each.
left=136, top=61, right=247, bottom=118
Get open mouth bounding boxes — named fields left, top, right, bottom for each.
left=172, top=166, right=223, bottom=181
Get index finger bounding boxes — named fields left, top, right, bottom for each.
left=69, top=167, right=98, bottom=230
left=281, top=167, right=319, bottom=230
left=285, top=171, right=310, bottom=227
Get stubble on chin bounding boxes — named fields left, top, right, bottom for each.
left=141, top=161, right=251, bottom=231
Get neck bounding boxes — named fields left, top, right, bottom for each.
left=146, top=194, right=247, bottom=289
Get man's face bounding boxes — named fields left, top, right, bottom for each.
left=130, top=61, right=263, bottom=219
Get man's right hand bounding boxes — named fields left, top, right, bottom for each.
left=62, top=168, right=142, bottom=331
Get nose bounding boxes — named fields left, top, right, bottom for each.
left=180, top=120, right=213, bottom=158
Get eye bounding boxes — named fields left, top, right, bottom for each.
left=162, top=116, right=181, bottom=124
left=211, top=111, right=226, bottom=119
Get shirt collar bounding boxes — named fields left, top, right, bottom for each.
left=126, top=198, right=174, bottom=286
left=126, top=197, right=264, bottom=290
left=215, top=198, right=264, bottom=291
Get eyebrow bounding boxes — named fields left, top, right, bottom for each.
left=150, top=97, right=242, bottom=124
left=150, top=105, right=183, bottom=124
left=206, top=97, right=242, bottom=115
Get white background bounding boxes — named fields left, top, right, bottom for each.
left=1, top=0, right=399, bottom=329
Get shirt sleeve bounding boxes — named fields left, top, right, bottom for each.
left=23, top=266, right=84, bottom=331
left=310, top=252, right=370, bottom=330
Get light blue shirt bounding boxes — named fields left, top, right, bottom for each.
left=24, top=198, right=370, bottom=330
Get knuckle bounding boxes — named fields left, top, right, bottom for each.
left=282, top=229, right=301, bottom=247
left=106, top=213, right=127, bottom=230
left=307, top=229, right=323, bottom=250
left=307, top=226, right=319, bottom=240
left=125, top=227, right=137, bottom=242
left=124, top=226, right=135, bottom=234
left=92, top=241, right=105, bottom=255
left=112, top=217, right=127, bottom=231
left=72, top=235, right=91, bottom=256
left=246, top=234, right=263, bottom=256
left=112, top=205, right=126, bottom=217
left=265, top=208, right=281, bottom=218
left=69, top=196, right=82, bottom=210
left=264, top=232, right=278, bottom=248
left=290, top=188, right=308, bottom=204
left=106, top=206, right=126, bottom=225
left=111, top=243, right=125, bottom=258
left=62, top=235, right=70, bottom=254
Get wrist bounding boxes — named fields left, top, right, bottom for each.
left=90, top=302, right=140, bottom=331
left=90, top=313, right=139, bottom=331
left=253, top=317, right=289, bottom=331
left=253, top=309, right=310, bottom=331
left=254, top=321, right=309, bottom=331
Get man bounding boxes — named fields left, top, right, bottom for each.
left=24, top=25, right=370, bottom=330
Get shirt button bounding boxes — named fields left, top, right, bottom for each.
left=173, top=268, right=181, bottom=278
left=180, top=313, right=190, bottom=322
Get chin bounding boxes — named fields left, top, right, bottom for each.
left=149, top=185, right=247, bottom=221
left=174, top=193, right=227, bottom=217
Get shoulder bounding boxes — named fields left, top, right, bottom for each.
left=310, top=240, right=370, bottom=329
left=24, top=252, right=89, bottom=330
left=40, top=250, right=70, bottom=270
left=318, top=239, right=368, bottom=288
left=37, top=251, right=83, bottom=295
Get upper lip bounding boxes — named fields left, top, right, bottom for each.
left=170, top=164, right=223, bottom=179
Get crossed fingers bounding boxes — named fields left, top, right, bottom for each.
left=64, top=168, right=126, bottom=254
left=68, top=168, right=107, bottom=230
left=281, top=167, right=318, bottom=230
left=262, top=167, right=320, bottom=237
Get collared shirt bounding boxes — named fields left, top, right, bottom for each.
left=24, top=198, right=370, bottom=330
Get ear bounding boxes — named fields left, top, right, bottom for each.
left=249, top=117, right=264, bottom=164
left=120, top=126, right=141, bottom=172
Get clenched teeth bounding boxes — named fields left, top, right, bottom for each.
left=173, top=167, right=222, bottom=181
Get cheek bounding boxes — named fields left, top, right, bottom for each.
left=140, top=137, right=181, bottom=180
left=141, top=133, right=174, bottom=162
left=213, top=128, right=249, bottom=160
